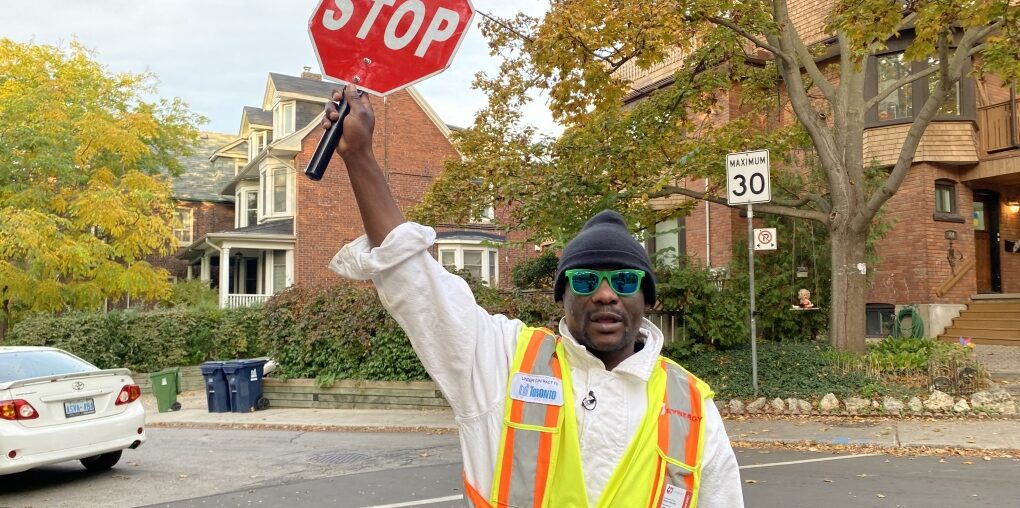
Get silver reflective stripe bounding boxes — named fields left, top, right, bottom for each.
left=507, top=332, right=559, bottom=507
left=663, top=364, right=697, bottom=488
left=664, top=365, right=694, bottom=461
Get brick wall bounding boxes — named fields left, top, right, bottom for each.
left=293, top=90, right=460, bottom=288
left=866, top=163, right=977, bottom=305
left=149, top=200, right=235, bottom=280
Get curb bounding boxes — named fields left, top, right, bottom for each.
left=145, top=421, right=458, bottom=434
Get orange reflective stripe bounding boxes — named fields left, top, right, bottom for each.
left=532, top=356, right=562, bottom=507
left=683, top=372, right=702, bottom=493
left=685, top=373, right=702, bottom=466
left=497, top=329, right=558, bottom=507
left=497, top=425, right=517, bottom=506
left=464, top=472, right=493, bottom=507
left=647, top=456, right=665, bottom=508
left=520, top=329, right=547, bottom=371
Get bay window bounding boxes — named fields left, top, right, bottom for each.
left=438, top=244, right=500, bottom=286
left=274, top=101, right=296, bottom=138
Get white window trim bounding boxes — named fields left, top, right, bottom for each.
left=235, top=185, right=260, bottom=228
left=259, top=163, right=294, bottom=219
left=273, top=101, right=296, bottom=139
left=174, top=207, right=194, bottom=245
left=436, top=240, right=500, bottom=286
left=266, top=249, right=294, bottom=295
left=248, top=130, right=267, bottom=160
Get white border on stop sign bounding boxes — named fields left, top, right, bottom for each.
left=307, top=0, right=476, bottom=97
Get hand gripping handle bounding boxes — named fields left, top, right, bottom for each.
left=303, top=88, right=351, bottom=181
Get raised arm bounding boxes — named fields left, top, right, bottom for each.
left=322, top=85, right=403, bottom=247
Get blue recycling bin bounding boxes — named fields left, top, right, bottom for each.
left=200, top=361, right=231, bottom=413
left=223, top=358, right=269, bottom=413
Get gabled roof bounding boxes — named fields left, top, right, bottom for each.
left=173, top=132, right=241, bottom=203
left=264, top=72, right=336, bottom=108
left=243, top=106, right=273, bottom=127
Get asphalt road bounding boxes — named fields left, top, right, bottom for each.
left=2, top=428, right=1018, bottom=508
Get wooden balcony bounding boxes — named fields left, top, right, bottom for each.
left=978, top=96, right=1019, bottom=156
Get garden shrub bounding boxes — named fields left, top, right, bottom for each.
left=511, top=250, right=559, bottom=290
left=667, top=341, right=901, bottom=400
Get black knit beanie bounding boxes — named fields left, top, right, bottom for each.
left=554, top=210, right=656, bottom=305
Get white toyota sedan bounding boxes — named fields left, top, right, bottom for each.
left=0, top=346, right=146, bottom=475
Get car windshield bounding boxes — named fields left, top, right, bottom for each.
left=0, top=350, right=98, bottom=384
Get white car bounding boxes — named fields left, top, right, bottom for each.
left=0, top=346, right=146, bottom=475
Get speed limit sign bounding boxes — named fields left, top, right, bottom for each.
left=726, top=149, right=771, bottom=205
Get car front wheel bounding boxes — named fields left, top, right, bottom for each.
left=80, top=450, right=123, bottom=472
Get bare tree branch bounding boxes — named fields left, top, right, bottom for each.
left=652, top=185, right=830, bottom=222
left=865, top=66, right=940, bottom=112
left=702, top=15, right=791, bottom=63
left=776, top=0, right=837, bottom=103
left=477, top=10, right=534, bottom=44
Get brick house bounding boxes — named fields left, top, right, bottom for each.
left=170, top=70, right=534, bottom=307
left=621, top=2, right=1019, bottom=343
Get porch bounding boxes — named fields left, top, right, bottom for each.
left=178, top=220, right=296, bottom=309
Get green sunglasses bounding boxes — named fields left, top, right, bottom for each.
left=565, top=269, right=645, bottom=297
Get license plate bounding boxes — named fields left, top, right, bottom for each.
left=64, top=398, right=96, bottom=418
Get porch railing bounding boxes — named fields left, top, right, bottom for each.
left=224, top=293, right=272, bottom=308
left=978, top=97, right=1019, bottom=154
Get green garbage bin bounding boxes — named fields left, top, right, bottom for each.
left=150, top=367, right=183, bottom=412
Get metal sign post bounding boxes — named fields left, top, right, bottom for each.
left=726, top=149, right=771, bottom=398
left=747, top=203, right=758, bottom=397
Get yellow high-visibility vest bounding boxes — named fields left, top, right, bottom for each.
left=464, top=327, right=712, bottom=508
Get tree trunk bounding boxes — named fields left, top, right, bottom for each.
left=828, top=227, right=869, bottom=353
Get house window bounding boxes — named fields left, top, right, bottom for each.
left=866, top=304, right=896, bottom=337
left=935, top=180, right=955, bottom=213
left=272, top=250, right=288, bottom=293
left=274, top=101, right=296, bottom=138
left=869, top=46, right=971, bottom=125
left=928, top=58, right=960, bottom=115
left=438, top=245, right=499, bottom=286
left=973, top=201, right=986, bottom=231
left=876, top=53, right=912, bottom=121
left=246, top=191, right=258, bottom=226
left=173, top=207, right=194, bottom=244
left=273, top=168, right=288, bottom=213
left=261, top=165, right=292, bottom=217
left=248, top=131, right=267, bottom=160
left=934, top=180, right=963, bottom=222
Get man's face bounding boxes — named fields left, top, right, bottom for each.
left=562, top=268, right=646, bottom=364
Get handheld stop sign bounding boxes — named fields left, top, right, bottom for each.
left=304, top=0, right=475, bottom=179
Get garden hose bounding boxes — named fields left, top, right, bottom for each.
left=890, top=305, right=925, bottom=339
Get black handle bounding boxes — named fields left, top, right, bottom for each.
left=304, top=91, right=351, bottom=181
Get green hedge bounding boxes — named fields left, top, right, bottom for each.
left=9, top=307, right=268, bottom=373
left=263, top=277, right=561, bottom=384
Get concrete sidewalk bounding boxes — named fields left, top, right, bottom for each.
left=143, top=392, right=1020, bottom=452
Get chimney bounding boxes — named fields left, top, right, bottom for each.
left=301, top=66, right=322, bottom=81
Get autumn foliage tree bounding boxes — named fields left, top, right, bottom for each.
left=0, top=40, right=204, bottom=340
left=412, top=0, right=1020, bottom=353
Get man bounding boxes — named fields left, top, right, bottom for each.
left=325, top=86, right=743, bottom=507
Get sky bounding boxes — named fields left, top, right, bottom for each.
left=3, top=0, right=559, bottom=136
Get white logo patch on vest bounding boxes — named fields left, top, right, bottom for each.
left=661, top=483, right=691, bottom=508
left=510, top=373, right=564, bottom=406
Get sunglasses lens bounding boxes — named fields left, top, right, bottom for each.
left=610, top=271, right=641, bottom=294
left=569, top=271, right=600, bottom=294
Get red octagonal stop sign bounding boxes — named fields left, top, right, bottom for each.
left=308, top=0, right=475, bottom=96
